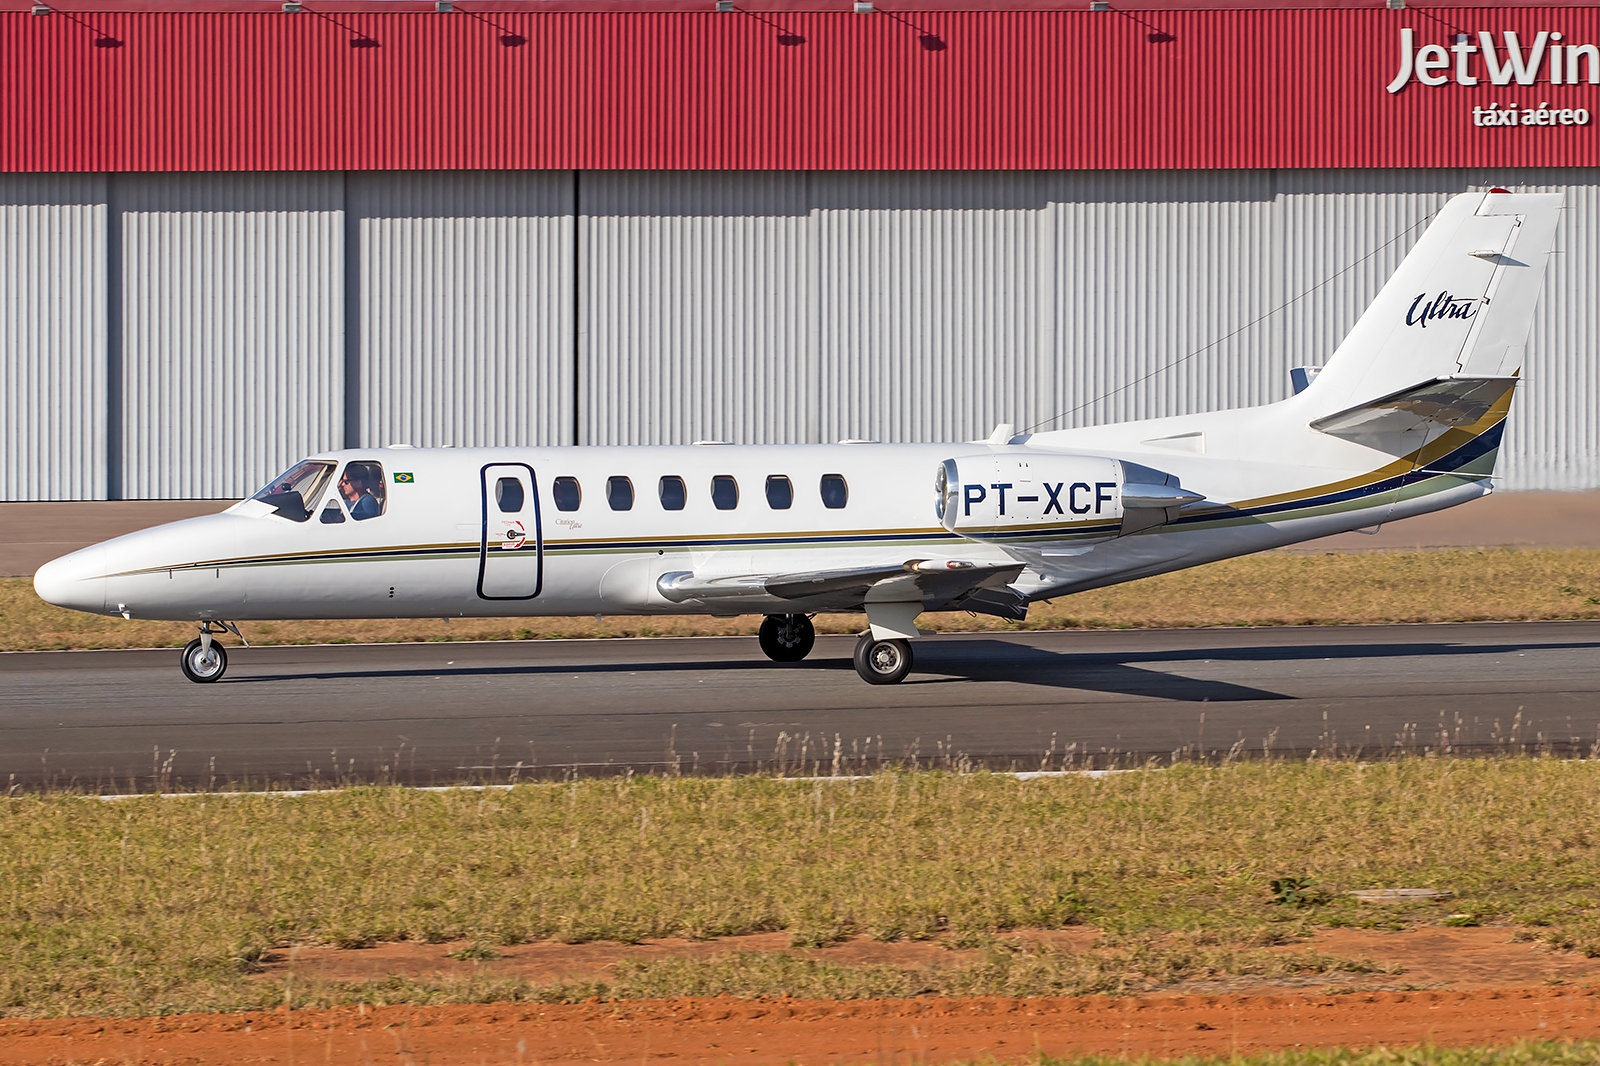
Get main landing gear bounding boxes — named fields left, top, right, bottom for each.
left=853, top=634, right=913, bottom=685
left=758, top=614, right=915, bottom=684
left=758, top=613, right=815, bottom=663
left=180, top=621, right=244, bottom=684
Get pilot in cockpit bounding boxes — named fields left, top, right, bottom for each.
left=338, top=466, right=384, bottom=521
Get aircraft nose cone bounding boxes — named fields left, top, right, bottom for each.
left=33, top=546, right=108, bottom=615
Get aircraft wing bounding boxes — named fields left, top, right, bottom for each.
left=656, top=559, right=1028, bottom=618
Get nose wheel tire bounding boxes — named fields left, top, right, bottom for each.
left=180, top=638, right=228, bottom=683
left=853, top=634, right=913, bottom=685
left=758, top=613, right=815, bottom=662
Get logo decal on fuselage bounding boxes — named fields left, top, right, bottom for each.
left=1406, top=292, right=1480, bottom=328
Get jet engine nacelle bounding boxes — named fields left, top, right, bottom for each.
left=935, top=453, right=1204, bottom=538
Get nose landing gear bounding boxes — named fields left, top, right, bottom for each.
left=180, top=621, right=245, bottom=684
left=758, top=613, right=815, bottom=662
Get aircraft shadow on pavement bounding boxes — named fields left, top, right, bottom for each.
left=222, top=657, right=800, bottom=686
left=218, top=636, right=1600, bottom=703
left=907, top=640, right=1290, bottom=702
left=908, top=636, right=1600, bottom=701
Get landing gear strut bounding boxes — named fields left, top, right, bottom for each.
left=180, top=621, right=244, bottom=684
left=758, top=613, right=815, bottom=662
left=853, top=633, right=913, bottom=685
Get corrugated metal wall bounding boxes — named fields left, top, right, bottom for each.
left=0, top=174, right=106, bottom=501
left=15, top=9, right=1600, bottom=175
left=812, top=172, right=1050, bottom=446
left=354, top=170, right=575, bottom=449
left=1502, top=172, right=1600, bottom=491
left=1048, top=170, right=1280, bottom=432
left=582, top=171, right=812, bottom=445
left=117, top=172, right=346, bottom=499
left=3, top=167, right=1598, bottom=498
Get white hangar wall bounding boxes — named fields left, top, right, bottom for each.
left=116, top=173, right=346, bottom=500
left=354, top=170, right=576, bottom=454
left=1, top=168, right=1596, bottom=499
left=0, top=174, right=107, bottom=501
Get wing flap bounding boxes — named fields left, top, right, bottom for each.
left=656, top=559, right=1025, bottom=611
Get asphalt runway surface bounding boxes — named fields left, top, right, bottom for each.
left=4, top=622, right=1600, bottom=789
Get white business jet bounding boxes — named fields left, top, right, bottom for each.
left=35, top=190, right=1562, bottom=685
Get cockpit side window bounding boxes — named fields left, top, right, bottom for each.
left=251, top=459, right=336, bottom=522
left=338, top=461, right=388, bottom=520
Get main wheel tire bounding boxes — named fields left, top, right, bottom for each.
left=758, top=613, right=815, bottom=662
left=853, top=634, right=913, bottom=685
left=180, top=638, right=228, bottom=684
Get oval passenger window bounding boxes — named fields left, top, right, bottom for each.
left=820, top=474, right=848, bottom=509
left=765, top=475, right=793, bottom=509
left=711, top=475, right=739, bottom=510
left=552, top=476, right=581, bottom=512
left=608, top=476, right=634, bottom=511
left=659, top=476, right=686, bottom=511
left=495, top=477, right=524, bottom=513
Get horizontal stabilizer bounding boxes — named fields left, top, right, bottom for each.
left=1310, top=376, right=1517, bottom=455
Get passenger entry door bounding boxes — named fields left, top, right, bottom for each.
left=478, top=464, right=543, bottom=600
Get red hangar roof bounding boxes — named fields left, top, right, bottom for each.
left=5, top=2, right=1600, bottom=171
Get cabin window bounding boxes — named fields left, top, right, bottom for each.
left=318, top=500, right=345, bottom=524
left=712, top=475, right=739, bottom=510
left=659, top=476, right=686, bottom=511
left=765, top=475, right=793, bottom=510
left=608, top=476, right=635, bottom=511
left=251, top=459, right=336, bottom=522
left=495, top=477, right=525, bottom=513
left=338, top=461, right=388, bottom=520
left=552, top=477, right=581, bottom=512
left=820, top=474, right=849, bottom=509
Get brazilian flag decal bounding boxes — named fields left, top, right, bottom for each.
left=393, top=472, right=415, bottom=484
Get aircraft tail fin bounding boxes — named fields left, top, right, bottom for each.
left=1301, top=190, right=1562, bottom=421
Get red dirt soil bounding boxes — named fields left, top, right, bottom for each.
left=7, top=928, right=1600, bottom=1065
left=4, top=988, right=1599, bottom=1065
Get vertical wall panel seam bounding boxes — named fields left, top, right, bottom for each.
left=573, top=168, right=582, bottom=446
left=106, top=174, right=123, bottom=501
left=343, top=169, right=362, bottom=448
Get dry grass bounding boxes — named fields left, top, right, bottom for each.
left=239, top=940, right=1377, bottom=1013
left=3, top=760, right=1600, bottom=1016
left=9, top=549, right=1600, bottom=652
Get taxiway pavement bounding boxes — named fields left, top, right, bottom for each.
left=3, top=622, right=1597, bottom=789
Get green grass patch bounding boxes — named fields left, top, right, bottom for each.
left=10, top=548, right=1600, bottom=651
left=3, top=760, right=1600, bottom=1016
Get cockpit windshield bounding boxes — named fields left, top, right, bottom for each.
left=251, top=459, right=336, bottom=522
